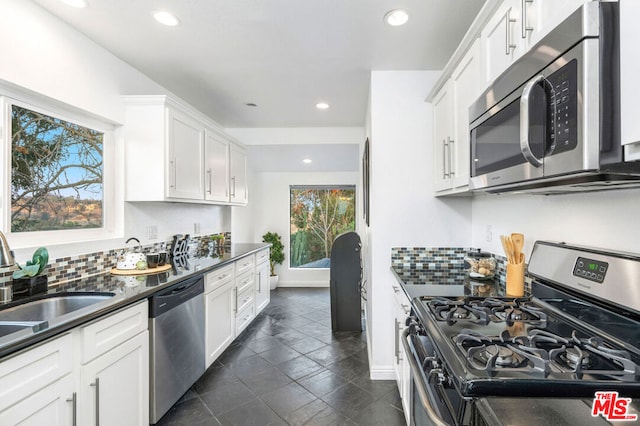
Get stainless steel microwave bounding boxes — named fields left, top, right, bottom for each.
left=469, top=2, right=640, bottom=194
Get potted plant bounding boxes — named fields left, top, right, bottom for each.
left=262, top=232, right=284, bottom=290
left=12, top=247, right=49, bottom=295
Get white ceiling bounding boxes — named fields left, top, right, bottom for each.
left=31, top=0, right=485, bottom=129
left=248, top=144, right=360, bottom=172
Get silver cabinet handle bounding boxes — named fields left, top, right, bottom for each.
left=233, top=287, right=238, bottom=313
left=521, top=0, right=534, bottom=39
left=505, top=9, right=517, bottom=55
left=394, top=319, right=400, bottom=362
left=90, top=378, right=100, bottom=426
left=401, top=303, right=410, bottom=314
left=207, top=168, right=212, bottom=194
left=66, top=392, right=77, bottom=426
left=169, top=160, right=176, bottom=188
left=231, top=177, right=236, bottom=197
left=447, top=137, right=455, bottom=177
left=257, top=271, right=261, bottom=294
left=442, top=139, right=449, bottom=178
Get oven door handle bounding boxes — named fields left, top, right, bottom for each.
left=519, top=74, right=545, bottom=167
left=401, top=329, right=450, bottom=426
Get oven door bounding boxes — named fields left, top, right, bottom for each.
left=403, top=330, right=456, bottom=426
left=469, top=39, right=593, bottom=192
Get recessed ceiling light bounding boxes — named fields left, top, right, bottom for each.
left=60, top=0, right=88, bottom=8
left=303, top=159, right=312, bottom=164
left=315, top=102, right=330, bottom=110
left=384, top=9, right=409, bottom=26
left=245, top=102, right=258, bottom=107
left=153, top=10, right=181, bottom=27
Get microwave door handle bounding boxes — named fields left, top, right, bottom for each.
left=402, top=329, right=450, bottom=426
left=520, top=74, right=544, bottom=167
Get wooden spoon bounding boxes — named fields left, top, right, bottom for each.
left=501, top=235, right=513, bottom=264
left=511, top=233, right=524, bottom=263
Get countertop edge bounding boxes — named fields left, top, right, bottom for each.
left=0, top=243, right=270, bottom=359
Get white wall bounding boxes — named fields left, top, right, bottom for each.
left=366, top=71, right=473, bottom=378
left=249, top=171, right=358, bottom=287
left=1, top=0, right=229, bottom=260
left=471, top=190, right=640, bottom=258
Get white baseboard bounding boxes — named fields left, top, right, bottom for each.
left=276, top=281, right=329, bottom=288
left=369, top=366, right=396, bottom=380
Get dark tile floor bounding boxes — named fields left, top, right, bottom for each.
left=157, top=288, right=405, bottom=426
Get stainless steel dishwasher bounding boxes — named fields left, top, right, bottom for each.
left=149, top=274, right=205, bottom=424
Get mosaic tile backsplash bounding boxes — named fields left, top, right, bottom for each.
left=391, top=247, right=532, bottom=295
left=0, top=232, right=231, bottom=288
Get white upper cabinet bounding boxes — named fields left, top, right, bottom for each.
left=433, top=39, right=483, bottom=195
left=483, top=0, right=589, bottom=85
left=229, top=144, right=248, bottom=205
left=123, top=96, right=247, bottom=205
left=482, top=0, right=526, bottom=85
left=432, top=80, right=454, bottom=193
left=204, top=129, right=230, bottom=203
left=167, top=107, right=205, bottom=200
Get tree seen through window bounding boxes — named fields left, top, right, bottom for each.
left=290, top=186, right=355, bottom=268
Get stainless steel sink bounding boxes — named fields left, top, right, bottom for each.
left=0, top=293, right=115, bottom=323
left=0, top=322, right=35, bottom=338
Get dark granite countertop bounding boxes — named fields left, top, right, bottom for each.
left=0, top=243, right=269, bottom=358
left=391, top=265, right=502, bottom=300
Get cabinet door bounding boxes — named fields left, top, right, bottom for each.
left=451, top=38, right=482, bottom=190
left=432, top=80, right=454, bottom=192
left=167, top=107, right=204, bottom=200
left=79, top=331, right=149, bottom=426
left=0, top=374, right=74, bottom=426
left=482, top=0, right=523, bottom=84
left=205, top=280, right=236, bottom=368
left=255, top=260, right=270, bottom=314
left=204, top=129, right=230, bottom=203
left=229, top=144, right=248, bottom=205
left=526, top=0, right=588, bottom=48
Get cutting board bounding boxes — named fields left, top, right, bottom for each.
left=110, top=263, right=172, bottom=275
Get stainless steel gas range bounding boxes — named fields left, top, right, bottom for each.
left=403, top=241, right=640, bottom=425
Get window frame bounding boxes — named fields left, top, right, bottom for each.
left=1, top=92, right=121, bottom=249
left=289, top=184, right=356, bottom=270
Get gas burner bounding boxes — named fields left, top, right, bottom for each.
left=451, top=307, right=471, bottom=319
left=493, top=299, right=547, bottom=327
left=454, top=329, right=549, bottom=376
left=428, top=298, right=493, bottom=325
left=562, top=346, right=590, bottom=369
left=485, top=345, right=517, bottom=367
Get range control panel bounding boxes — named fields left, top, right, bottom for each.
left=572, top=257, right=608, bottom=284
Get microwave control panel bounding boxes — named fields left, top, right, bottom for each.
left=546, top=59, right=578, bottom=155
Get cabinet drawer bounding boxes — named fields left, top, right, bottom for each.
left=235, top=303, right=255, bottom=335
left=235, top=255, right=255, bottom=275
left=235, top=270, right=254, bottom=293
left=80, top=300, right=148, bottom=363
left=236, top=285, right=254, bottom=314
left=256, top=249, right=269, bottom=265
left=0, top=333, right=73, bottom=412
left=205, top=264, right=234, bottom=293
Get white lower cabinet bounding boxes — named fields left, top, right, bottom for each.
left=255, top=255, right=270, bottom=314
left=0, top=374, right=74, bottom=426
left=79, top=330, right=149, bottom=426
left=205, top=266, right=236, bottom=369
left=0, top=301, right=149, bottom=426
left=392, top=284, right=411, bottom=425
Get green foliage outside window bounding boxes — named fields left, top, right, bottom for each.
left=290, top=186, right=355, bottom=268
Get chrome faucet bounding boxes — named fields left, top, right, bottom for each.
left=0, top=231, right=15, bottom=268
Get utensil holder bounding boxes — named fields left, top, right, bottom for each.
left=506, top=262, right=525, bottom=297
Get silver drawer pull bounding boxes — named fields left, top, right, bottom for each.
left=90, top=378, right=100, bottom=426
left=66, top=392, right=77, bottom=426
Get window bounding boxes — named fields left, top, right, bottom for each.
left=11, top=104, right=104, bottom=232
left=2, top=92, right=119, bottom=248
left=289, top=185, right=356, bottom=268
